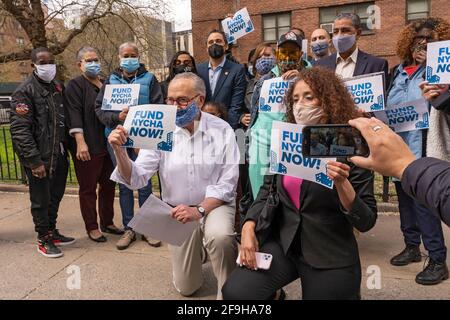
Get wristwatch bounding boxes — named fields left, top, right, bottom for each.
left=196, top=206, right=206, bottom=218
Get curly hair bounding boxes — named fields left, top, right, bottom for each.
left=284, top=66, right=360, bottom=124
left=396, top=17, right=450, bottom=64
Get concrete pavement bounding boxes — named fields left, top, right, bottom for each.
left=0, top=190, right=449, bottom=300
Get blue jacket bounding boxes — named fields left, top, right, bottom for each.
left=386, top=64, right=427, bottom=159
left=197, top=59, right=247, bottom=129
left=95, top=64, right=164, bottom=130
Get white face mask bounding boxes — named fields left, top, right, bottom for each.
left=293, top=103, right=325, bottom=125
left=35, top=64, right=56, bottom=82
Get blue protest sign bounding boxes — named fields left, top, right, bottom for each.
left=259, top=77, right=292, bottom=113
left=270, top=121, right=335, bottom=189
left=344, top=72, right=385, bottom=112
left=374, top=99, right=429, bottom=133
left=426, top=40, right=450, bottom=84
left=122, top=104, right=177, bottom=151
left=221, top=7, right=254, bottom=43
left=101, top=84, right=140, bottom=111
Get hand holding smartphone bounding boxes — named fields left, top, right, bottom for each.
left=236, top=252, right=273, bottom=270
left=302, top=124, right=370, bottom=158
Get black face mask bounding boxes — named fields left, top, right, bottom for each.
left=208, top=44, right=225, bottom=59
left=173, top=65, right=194, bottom=75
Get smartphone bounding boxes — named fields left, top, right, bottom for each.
left=236, top=252, right=273, bottom=270
left=302, top=124, right=370, bottom=158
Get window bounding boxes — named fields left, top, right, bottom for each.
left=16, top=37, right=24, bottom=45
left=262, top=12, right=291, bottom=42
left=407, top=0, right=429, bottom=22
left=320, top=2, right=375, bottom=34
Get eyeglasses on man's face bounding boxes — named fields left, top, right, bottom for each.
left=165, top=94, right=200, bottom=107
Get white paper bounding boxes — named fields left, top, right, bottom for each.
left=258, top=77, right=292, bottom=113
left=101, top=84, right=140, bottom=111
left=221, top=7, right=254, bottom=43
left=343, top=72, right=385, bottom=111
left=374, top=99, right=429, bottom=133
left=426, top=40, right=450, bottom=84
left=122, top=104, right=177, bottom=151
left=128, top=194, right=199, bottom=246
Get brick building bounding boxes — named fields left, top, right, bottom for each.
left=191, top=0, right=450, bottom=68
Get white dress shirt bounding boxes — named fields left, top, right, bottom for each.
left=111, top=112, right=240, bottom=206
left=335, top=48, right=359, bottom=79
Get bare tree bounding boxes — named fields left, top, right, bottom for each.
left=0, top=0, right=170, bottom=63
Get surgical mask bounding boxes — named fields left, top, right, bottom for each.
left=293, top=103, right=325, bottom=125
left=173, top=65, right=194, bottom=75
left=176, top=101, right=199, bottom=127
left=311, top=40, right=329, bottom=57
left=208, top=44, right=225, bottom=59
left=35, top=64, right=56, bottom=83
left=332, top=34, right=356, bottom=53
left=84, top=62, right=101, bottom=77
left=120, top=58, right=140, bottom=73
left=255, top=56, right=276, bottom=75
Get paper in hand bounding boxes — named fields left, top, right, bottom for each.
left=128, top=194, right=199, bottom=246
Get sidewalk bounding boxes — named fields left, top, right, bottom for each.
left=0, top=190, right=449, bottom=300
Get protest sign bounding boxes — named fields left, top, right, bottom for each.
left=259, top=77, right=292, bottom=113
left=101, top=84, right=140, bottom=111
left=374, top=99, right=429, bottom=133
left=426, top=40, right=450, bottom=84
left=270, top=121, right=335, bottom=189
left=122, top=104, right=177, bottom=151
left=344, top=72, right=385, bottom=111
left=221, top=7, right=254, bottom=43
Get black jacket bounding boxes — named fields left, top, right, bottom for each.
left=402, top=157, right=450, bottom=227
left=95, top=64, right=164, bottom=129
left=314, top=49, right=389, bottom=81
left=197, top=59, right=248, bottom=129
left=64, top=75, right=106, bottom=155
left=10, top=73, right=66, bottom=173
left=245, top=163, right=377, bottom=269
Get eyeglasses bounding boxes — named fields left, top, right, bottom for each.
left=83, top=58, right=99, bottom=63
left=166, top=94, right=200, bottom=107
left=276, top=49, right=301, bottom=62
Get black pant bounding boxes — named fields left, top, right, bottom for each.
left=24, top=153, right=68, bottom=237
left=222, top=239, right=361, bottom=300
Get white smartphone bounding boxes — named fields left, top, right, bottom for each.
left=236, top=252, right=273, bottom=270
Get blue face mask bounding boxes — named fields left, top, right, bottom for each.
left=176, top=101, right=199, bottom=127
left=255, top=56, right=276, bottom=75
left=311, top=40, right=329, bottom=57
left=120, top=58, right=140, bottom=73
left=84, top=62, right=101, bottom=77
left=332, top=34, right=356, bottom=53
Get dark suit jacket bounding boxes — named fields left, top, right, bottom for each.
left=245, top=163, right=377, bottom=269
left=314, top=49, right=389, bottom=81
left=402, top=157, right=450, bottom=227
left=197, top=59, right=248, bottom=129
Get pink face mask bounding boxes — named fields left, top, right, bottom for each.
left=293, top=103, right=325, bottom=125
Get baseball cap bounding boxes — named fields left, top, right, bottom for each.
left=277, top=31, right=303, bottom=48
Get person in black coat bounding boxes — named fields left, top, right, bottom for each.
left=160, top=51, right=197, bottom=101
left=348, top=117, right=450, bottom=228
left=314, top=13, right=388, bottom=81
left=222, top=67, right=377, bottom=300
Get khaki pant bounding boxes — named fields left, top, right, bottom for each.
left=169, top=203, right=238, bottom=300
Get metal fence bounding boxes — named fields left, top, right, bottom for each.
left=0, top=103, right=78, bottom=184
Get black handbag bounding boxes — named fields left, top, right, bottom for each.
left=254, top=174, right=280, bottom=244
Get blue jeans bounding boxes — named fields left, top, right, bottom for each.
left=107, top=143, right=152, bottom=230
left=394, top=182, right=447, bottom=263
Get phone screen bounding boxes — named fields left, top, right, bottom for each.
left=302, top=125, right=370, bottom=158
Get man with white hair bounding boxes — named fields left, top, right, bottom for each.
left=108, top=72, right=240, bottom=299
left=95, top=42, right=164, bottom=249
